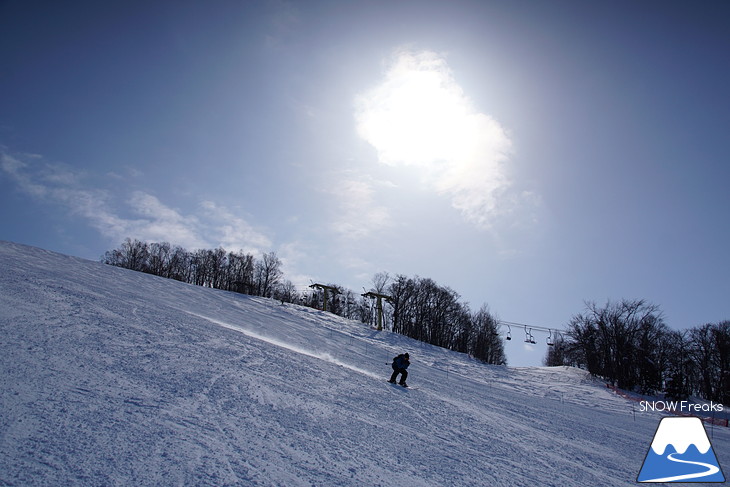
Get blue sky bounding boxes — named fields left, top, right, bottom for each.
left=2, top=0, right=728, bottom=366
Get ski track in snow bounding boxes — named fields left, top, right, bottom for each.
left=183, top=310, right=383, bottom=380
left=1, top=241, right=728, bottom=486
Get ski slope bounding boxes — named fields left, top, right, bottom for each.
left=1, top=241, right=727, bottom=486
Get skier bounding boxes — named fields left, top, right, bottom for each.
left=388, top=353, right=410, bottom=386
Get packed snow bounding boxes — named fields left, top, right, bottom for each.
left=1, top=241, right=727, bottom=486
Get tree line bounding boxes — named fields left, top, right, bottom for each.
left=102, top=238, right=285, bottom=297
left=545, top=299, right=729, bottom=404
left=387, top=275, right=505, bottom=365
left=102, top=239, right=506, bottom=365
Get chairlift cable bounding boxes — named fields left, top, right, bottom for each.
left=499, top=320, right=565, bottom=343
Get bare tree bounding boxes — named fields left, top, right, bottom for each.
left=688, top=321, right=730, bottom=403
left=273, top=280, right=299, bottom=304
left=226, top=251, right=255, bottom=294
left=102, top=238, right=149, bottom=272
left=470, top=305, right=506, bottom=365
left=543, top=334, right=569, bottom=367
left=255, top=251, right=282, bottom=297
left=372, top=272, right=390, bottom=293
left=147, top=242, right=171, bottom=278
left=565, top=299, right=665, bottom=392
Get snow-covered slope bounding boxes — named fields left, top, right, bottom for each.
left=1, top=241, right=727, bottom=486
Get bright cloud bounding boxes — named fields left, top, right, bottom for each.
left=354, top=49, right=513, bottom=229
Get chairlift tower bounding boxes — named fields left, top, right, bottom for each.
left=361, top=291, right=392, bottom=331
left=309, top=283, right=340, bottom=312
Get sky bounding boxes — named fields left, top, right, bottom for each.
left=1, top=0, right=729, bottom=366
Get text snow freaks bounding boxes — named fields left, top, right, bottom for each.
left=639, top=401, right=724, bottom=413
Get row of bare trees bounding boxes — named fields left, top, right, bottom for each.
left=387, top=275, right=505, bottom=364
left=102, top=239, right=506, bottom=365
left=545, top=299, right=729, bottom=403
left=291, top=274, right=505, bottom=364
left=102, top=238, right=284, bottom=298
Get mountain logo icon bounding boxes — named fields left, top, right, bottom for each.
left=637, top=416, right=725, bottom=483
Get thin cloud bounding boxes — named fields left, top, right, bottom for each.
left=354, top=49, right=514, bottom=229
left=328, top=175, right=392, bottom=241
left=199, top=200, right=272, bottom=253
left=263, top=0, right=301, bottom=49
left=277, top=240, right=314, bottom=286
left=126, top=192, right=208, bottom=250
left=1, top=151, right=271, bottom=254
left=2, top=151, right=128, bottom=236
left=2, top=153, right=52, bottom=198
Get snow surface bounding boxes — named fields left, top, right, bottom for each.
left=1, top=240, right=727, bottom=486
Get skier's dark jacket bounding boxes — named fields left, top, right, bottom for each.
left=392, top=354, right=410, bottom=370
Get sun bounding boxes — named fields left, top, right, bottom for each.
left=354, top=49, right=513, bottom=228
left=355, top=50, right=473, bottom=168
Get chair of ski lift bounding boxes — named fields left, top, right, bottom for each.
left=524, top=326, right=536, bottom=344
left=547, top=329, right=554, bottom=347
left=505, top=324, right=512, bottom=341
